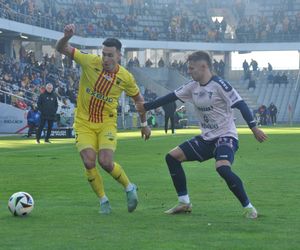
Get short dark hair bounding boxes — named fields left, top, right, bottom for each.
left=102, top=38, right=122, bottom=51
left=187, top=51, right=212, bottom=70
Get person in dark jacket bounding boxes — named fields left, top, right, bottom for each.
left=258, top=104, right=267, bottom=125
left=36, top=83, right=58, bottom=143
left=268, top=103, right=278, bottom=125
left=162, top=101, right=177, bottom=134
left=27, top=104, right=40, bottom=137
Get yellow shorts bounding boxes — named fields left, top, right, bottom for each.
left=73, top=119, right=117, bottom=152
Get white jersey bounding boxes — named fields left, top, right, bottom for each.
left=175, top=76, right=242, bottom=140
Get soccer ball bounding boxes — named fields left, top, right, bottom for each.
left=8, top=192, right=34, bottom=216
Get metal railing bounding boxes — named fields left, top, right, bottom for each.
left=0, top=80, right=39, bottom=102
left=0, top=89, right=35, bottom=108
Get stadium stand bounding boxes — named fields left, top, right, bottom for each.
left=1, top=0, right=300, bottom=42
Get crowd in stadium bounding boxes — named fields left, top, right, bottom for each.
left=235, top=10, right=300, bottom=42
left=1, top=0, right=300, bottom=43
left=0, top=47, right=161, bottom=121
left=0, top=48, right=78, bottom=113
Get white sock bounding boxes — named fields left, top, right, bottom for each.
left=100, top=196, right=108, bottom=204
left=178, top=194, right=190, bottom=204
left=244, top=202, right=254, bottom=209
left=125, top=183, right=134, bottom=192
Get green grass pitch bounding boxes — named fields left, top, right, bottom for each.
left=0, top=127, right=300, bottom=250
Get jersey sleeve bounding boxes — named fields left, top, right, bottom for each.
left=124, top=73, right=140, bottom=97
left=217, top=80, right=243, bottom=107
left=174, top=81, right=193, bottom=102
left=72, top=48, right=99, bottom=68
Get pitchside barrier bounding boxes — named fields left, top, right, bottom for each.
left=0, top=103, right=166, bottom=136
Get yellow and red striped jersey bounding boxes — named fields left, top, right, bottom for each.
left=72, top=48, right=139, bottom=123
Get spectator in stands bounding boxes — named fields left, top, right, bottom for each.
left=59, top=98, right=72, bottom=127
left=267, top=73, right=274, bottom=84
left=243, top=60, right=249, bottom=78
left=15, top=98, right=27, bottom=110
left=31, top=73, right=42, bottom=86
left=55, top=83, right=66, bottom=100
left=36, top=83, right=58, bottom=144
left=133, top=57, right=140, bottom=67
left=281, top=72, right=288, bottom=85
left=162, top=101, right=177, bottom=134
left=26, top=104, right=40, bottom=138
left=258, top=105, right=267, bottom=125
left=268, top=63, right=273, bottom=72
left=171, top=60, right=178, bottom=69
left=213, top=60, right=219, bottom=75
left=158, top=58, right=165, bottom=68
left=175, top=105, right=187, bottom=128
left=219, top=59, right=225, bottom=77
left=127, top=58, right=134, bottom=68
left=145, top=58, right=153, bottom=68
left=268, top=103, right=278, bottom=125
left=273, top=72, right=281, bottom=84
left=250, top=59, right=258, bottom=72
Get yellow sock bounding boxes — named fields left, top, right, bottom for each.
left=85, top=167, right=105, bottom=198
left=110, top=162, right=130, bottom=189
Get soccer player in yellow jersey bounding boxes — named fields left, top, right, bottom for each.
left=56, top=24, right=151, bottom=214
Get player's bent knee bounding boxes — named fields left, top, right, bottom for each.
left=98, top=150, right=114, bottom=171
left=98, top=155, right=114, bottom=172
left=80, top=149, right=96, bottom=169
left=98, top=159, right=113, bottom=171
left=168, top=147, right=186, bottom=162
left=165, top=153, right=174, bottom=163
left=215, top=160, right=231, bottom=169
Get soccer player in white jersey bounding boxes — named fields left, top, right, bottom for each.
left=136, top=51, right=267, bottom=219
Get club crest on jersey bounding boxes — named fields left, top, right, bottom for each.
left=116, top=78, right=122, bottom=85
left=208, top=91, right=213, bottom=99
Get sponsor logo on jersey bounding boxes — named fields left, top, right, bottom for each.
left=197, top=106, right=214, bottom=112
left=200, top=122, right=219, bottom=129
left=86, top=88, right=113, bottom=103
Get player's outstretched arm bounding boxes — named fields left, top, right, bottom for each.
left=132, top=93, right=151, bottom=141
left=55, top=24, right=75, bottom=58
left=136, top=92, right=179, bottom=114
left=232, top=100, right=268, bottom=143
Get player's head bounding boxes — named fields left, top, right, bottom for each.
left=187, top=51, right=212, bottom=82
left=45, top=83, right=53, bottom=93
left=102, top=38, right=122, bottom=72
